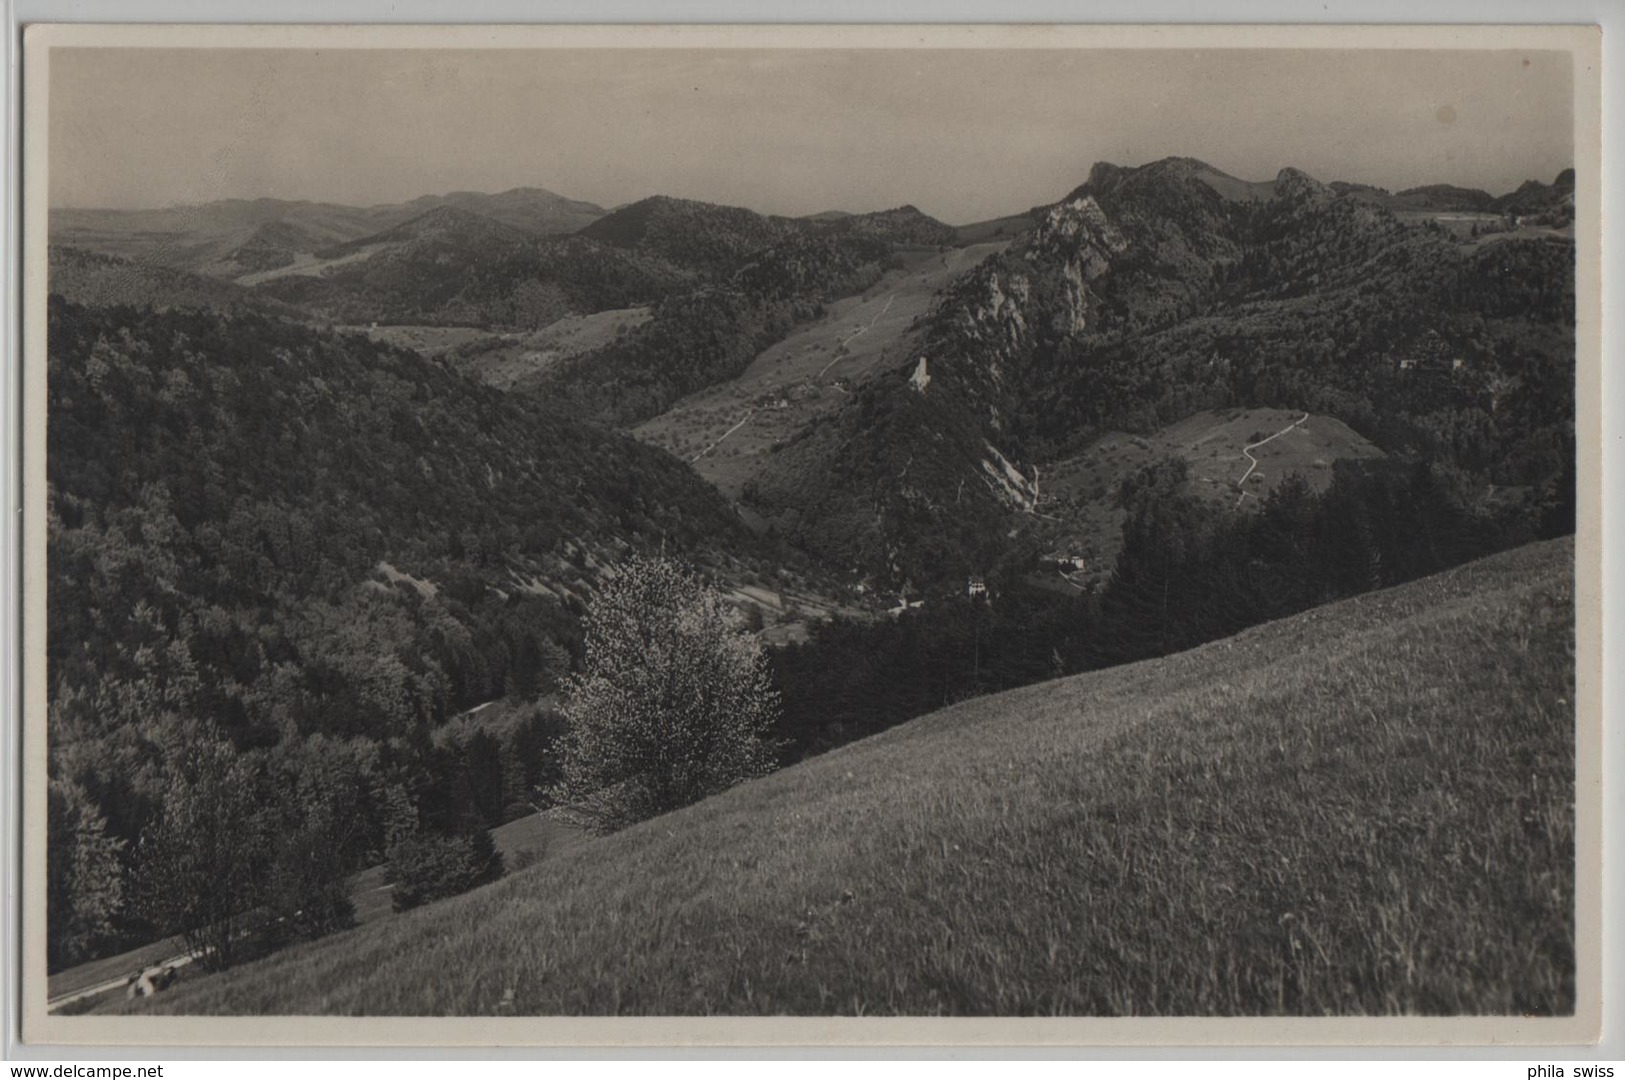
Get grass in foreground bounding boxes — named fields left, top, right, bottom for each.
left=128, top=538, right=1575, bottom=1016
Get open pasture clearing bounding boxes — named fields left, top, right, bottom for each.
left=234, top=243, right=388, bottom=285
left=1031, top=408, right=1384, bottom=589
left=1393, top=209, right=1576, bottom=247
left=450, top=307, right=656, bottom=389
left=339, top=323, right=496, bottom=357
left=635, top=242, right=1007, bottom=501
left=341, top=307, right=655, bottom=387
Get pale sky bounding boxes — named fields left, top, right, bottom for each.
left=49, top=47, right=1574, bottom=223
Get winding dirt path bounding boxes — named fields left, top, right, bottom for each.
left=1234, top=412, right=1310, bottom=507
left=690, top=408, right=757, bottom=464
left=816, top=293, right=896, bottom=380
left=692, top=290, right=901, bottom=464
left=48, top=954, right=194, bottom=1011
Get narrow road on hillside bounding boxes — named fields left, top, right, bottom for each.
left=49, top=807, right=584, bottom=1013
left=816, top=293, right=896, bottom=380
left=1234, top=412, right=1310, bottom=508
left=688, top=291, right=898, bottom=465
left=690, top=408, right=757, bottom=464
left=49, top=953, right=194, bottom=1011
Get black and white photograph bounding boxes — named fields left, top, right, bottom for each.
left=18, top=23, right=1602, bottom=1045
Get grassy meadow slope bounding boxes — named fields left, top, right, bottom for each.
left=128, top=537, right=1573, bottom=1017
left=633, top=242, right=1008, bottom=499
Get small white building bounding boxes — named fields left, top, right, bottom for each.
left=910, top=357, right=932, bottom=393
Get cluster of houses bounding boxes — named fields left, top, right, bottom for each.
left=1394, top=330, right=1468, bottom=375
left=880, top=556, right=1086, bottom=618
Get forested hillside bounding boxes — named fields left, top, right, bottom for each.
left=576, top=195, right=801, bottom=274
left=48, top=247, right=309, bottom=321
left=44, top=296, right=786, bottom=970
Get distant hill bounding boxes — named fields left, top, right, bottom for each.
left=1184, top=159, right=1283, bottom=203
left=49, top=186, right=605, bottom=275
left=578, top=195, right=802, bottom=274
left=953, top=210, right=1041, bottom=245
left=1094, top=160, right=1574, bottom=218
left=220, top=192, right=961, bottom=353
left=392, top=187, right=606, bottom=236
left=1495, top=169, right=1576, bottom=214
left=53, top=197, right=384, bottom=243
left=1084, top=156, right=1283, bottom=206
left=249, top=209, right=695, bottom=329
left=1389, top=184, right=1498, bottom=212
left=47, top=245, right=308, bottom=320
left=234, top=196, right=962, bottom=335
left=1330, top=171, right=1574, bottom=217
left=215, top=220, right=333, bottom=275
left=314, top=204, right=536, bottom=260
left=824, top=205, right=959, bottom=247
left=122, top=537, right=1575, bottom=1016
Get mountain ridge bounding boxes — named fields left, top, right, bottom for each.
left=735, top=156, right=1574, bottom=590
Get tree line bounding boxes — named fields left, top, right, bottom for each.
left=49, top=711, right=559, bottom=971
left=50, top=553, right=777, bottom=977
left=769, top=453, right=1571, bottom=762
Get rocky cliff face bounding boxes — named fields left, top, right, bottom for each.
left=912, top=187, right=1143, bottom=437
left=1272, top=166, right=1333, bottom=206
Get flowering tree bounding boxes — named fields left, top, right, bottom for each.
left=133, top=737, right=268, bottom=971
left=553, top=555, right=778, bottom=833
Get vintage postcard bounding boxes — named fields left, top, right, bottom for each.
left=17, top=23, right=1603, bottom=1047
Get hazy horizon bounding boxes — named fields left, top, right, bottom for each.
left=49, top=47, right=1574, bottom=223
